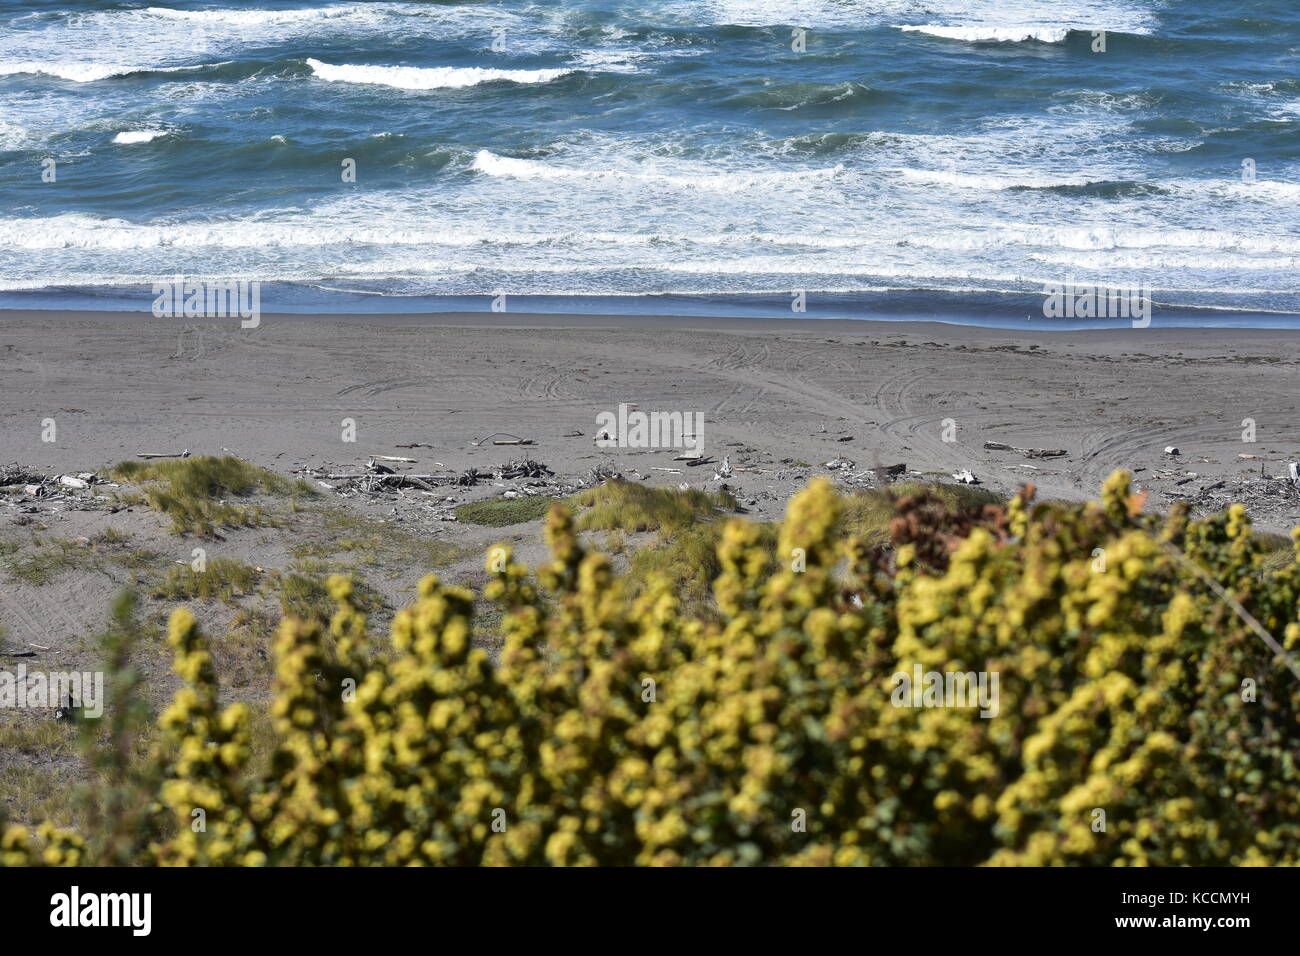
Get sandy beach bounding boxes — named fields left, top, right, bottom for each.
left=2, top=309, right=1298, bottom=521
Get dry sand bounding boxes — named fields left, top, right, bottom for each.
left=2, top=309, right=1298, bottom=520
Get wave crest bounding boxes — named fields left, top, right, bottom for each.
left=113, top=130, right=169, bottom=145
left=897, top=24, right=1072, bottom=43
left=305, top=58, right=573, bottom=90
left=470, top=149, right=843, bottom=192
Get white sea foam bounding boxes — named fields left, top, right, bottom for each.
left=1030, top=250, right=1299, bottom=271
left=897, top=24, right=1071, bottom=43
left=567, top=50, right=648, bottom=73
left=0, top=60, right=222, bottom=82
left=0, top=4, right=528, bottom=87
left=112, top=130, right=168, bottom=145
left=682, top=0, right=1153, bottom=33
left=911, top=226, right=1300, bottom=256
left=306, top=58, right=573, bottom=90
left=143, top=5, right=365, bottom=27
left=0, top=121, right=32, bottom=149
left=1177, top=179, right=1300, bottom=201
left=0, top=61, right=136, bottom=82
left=1050, top=89, right=1156, bottom=113
left=896, top=167, right=1088, bottom=190
left=471, top=149, right=843, bottom=191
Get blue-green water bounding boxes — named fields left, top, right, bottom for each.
left=1, top=0, right=1298, bottom=327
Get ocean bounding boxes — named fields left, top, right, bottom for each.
left=1, top=0, right=1298, bottom=328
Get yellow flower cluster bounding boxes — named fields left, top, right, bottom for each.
left=3, top=471, right=1298, bottom=865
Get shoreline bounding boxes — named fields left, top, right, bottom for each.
left=5, top=307, right=1300, bottom=340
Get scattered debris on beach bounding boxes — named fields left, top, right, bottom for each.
left=495, top=458, right=552, bottom=480
left=296, top=457, right=581, bottom=524
left=0, top=466, right=116, bottom=518
left=0, top=465, right=48, bottom=487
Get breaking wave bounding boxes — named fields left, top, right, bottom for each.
left=896, top=24, right=1073, bottom=43
left=305, top=59, right=574, bottom=90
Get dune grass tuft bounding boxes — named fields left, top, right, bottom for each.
left=152, top=558, right=259, bottom=603
left=280, top=572, right=386, bottom=623
left=454, top=496, right=557, bottom=527
left=572, top=480, right=738, bottom=535
left=570, top=481, right=748, bottom=616
left=2, top=538, right=87, bottom=586
left=111, top=456, right=314, bottom=536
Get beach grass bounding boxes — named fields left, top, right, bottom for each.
left=111, top=456, right=315, bottom=537
left=151, top=557, right=259, bottom=603
left=573, top=480, right=738, bottom=535
left=454, top=495, right=557, bottom=527
left=278, top=571, right=386, bottom=623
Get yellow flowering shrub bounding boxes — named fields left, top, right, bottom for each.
left=3, top=471, right=1298, bottom=866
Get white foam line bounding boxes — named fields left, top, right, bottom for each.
left=306, top=58, right=573, bottom=90
left=896, top=24, right=1071, bottom=43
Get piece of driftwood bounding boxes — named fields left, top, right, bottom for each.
left=872, top=463, right=906, bottom=480
left=396, top=442, right=433, bottom=449
left=983, top=441, right=1067, bottom=458
left=473, top=432, right=533, bottom=446
left=370, top=455, right=417, bottom=463
left=137, top=450, right=190, bottom=459
left=361, top=475, right=445, bottom=491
